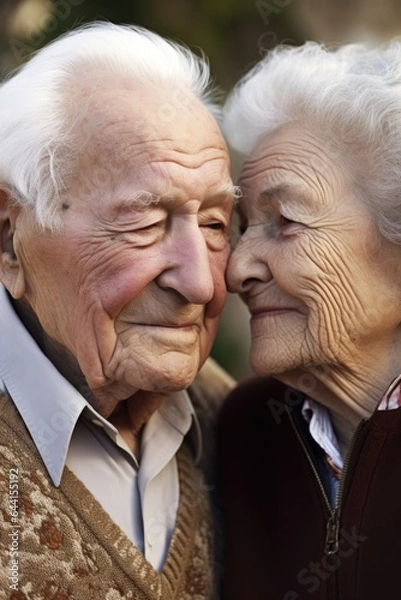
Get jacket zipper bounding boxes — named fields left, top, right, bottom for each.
left=286, top=405, right=365, bottom=556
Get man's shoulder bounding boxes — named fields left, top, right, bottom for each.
left=188, top=357, right=235, bottom=415
left=0, top=390, right=31, bottom=451
left=0, top=390, right=24, bottom=434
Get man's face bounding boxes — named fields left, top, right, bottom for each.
left=10, top=89, right=234, bottom=415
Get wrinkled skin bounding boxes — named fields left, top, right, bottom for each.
left=0, top=87, right=234, bottom=431
left=227, top=124, right=401, bottom=445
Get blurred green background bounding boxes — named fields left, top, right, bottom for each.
left=1, top=0, right=400, bottom=380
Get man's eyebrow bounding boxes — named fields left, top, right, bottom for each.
left=122, top=190, right=161, bottom=208
left=122, top=185, right=241, bottom=208
left=217, top=184, right=242, bottom=203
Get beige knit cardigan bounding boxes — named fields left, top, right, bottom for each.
left=0, top=358, right=234, bottom=600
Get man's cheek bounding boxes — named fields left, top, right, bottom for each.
left=206, top=252, right=229, bottom=317
left=198, top=316, right=220, bottom=367
left=97, top=271, right=148, bottom=319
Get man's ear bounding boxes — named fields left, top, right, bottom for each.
left=0, top=187, right=26, bottom=299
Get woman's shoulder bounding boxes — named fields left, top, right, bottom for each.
left=217, top=376, right=295, bottom=443
left=220, top=376, right=289, bottom=416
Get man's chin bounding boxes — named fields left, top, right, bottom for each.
left=99, top=345, right=206, bottom=397
left=151, top=368, right=200, bottom=393
left=144, top=353, right=202, bottom=393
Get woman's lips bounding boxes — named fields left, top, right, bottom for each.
left=132, top=322, right=201, bottom=332
left=250, top=307, right=295, bottom=319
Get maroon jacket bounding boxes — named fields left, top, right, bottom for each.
left=217, top=376, right=401, bottom=600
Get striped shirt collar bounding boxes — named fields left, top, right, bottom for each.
left=302, top=374, right=401, bottom=475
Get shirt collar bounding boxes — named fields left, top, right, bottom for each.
left=159, top=391, right=203, bottom=465
left=0, top=284, right=201, bottom=484
left=301, top=375, right=401, bottom=472
left=0, top=285, right=88, bottom=485
left=377, top=374, right=401, bottom=410
left=302, top=398, right=344, bottom=470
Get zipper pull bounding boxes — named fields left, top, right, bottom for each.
left=324, top=510, right=340, bottom=555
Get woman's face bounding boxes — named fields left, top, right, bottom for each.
left=227, top=125, right=401, bottom=376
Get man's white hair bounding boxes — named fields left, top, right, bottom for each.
left=0, top=22, right=218, bottom=229
left=223, top=40, right=401, bottom=245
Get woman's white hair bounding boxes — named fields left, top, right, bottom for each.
left=223, top=40, right=401, bottom=245
left=0, top=22, right=217, bottom=229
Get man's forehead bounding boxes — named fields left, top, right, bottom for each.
left=74, top=81, right=224, bottom=151
left=63, top=80, right=230, bottom=210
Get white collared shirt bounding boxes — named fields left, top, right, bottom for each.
left=301, top=377, right=401, bottom=505
left=0, top=284, right=201, bottom=571
left=302, top=398, right=344, bottom=471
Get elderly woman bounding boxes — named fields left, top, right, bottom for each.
left=217, top=41, right=401, bottom=600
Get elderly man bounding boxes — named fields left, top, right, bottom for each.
left=0, top=23, right=235, bottom=598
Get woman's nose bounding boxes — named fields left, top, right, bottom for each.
left=226, top=233, right=272, bottom=294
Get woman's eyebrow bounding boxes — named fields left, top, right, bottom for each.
left=261, top=184, right=289, bottom=201
left=260, top=184, right=311, bottom=208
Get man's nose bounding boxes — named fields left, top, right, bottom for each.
left=156, top=223, right=215, bottom=304
left=226, top=232, right=272, bottom=293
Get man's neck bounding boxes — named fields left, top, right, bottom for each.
left=11, top=296, right=168, bottom=457
left=108, top=392, right=167, bottom=460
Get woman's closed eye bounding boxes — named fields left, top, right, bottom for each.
left=280, top=215, right=297, bottom=228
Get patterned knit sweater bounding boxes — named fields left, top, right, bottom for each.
left=0, top=359, right=234, bottom=600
